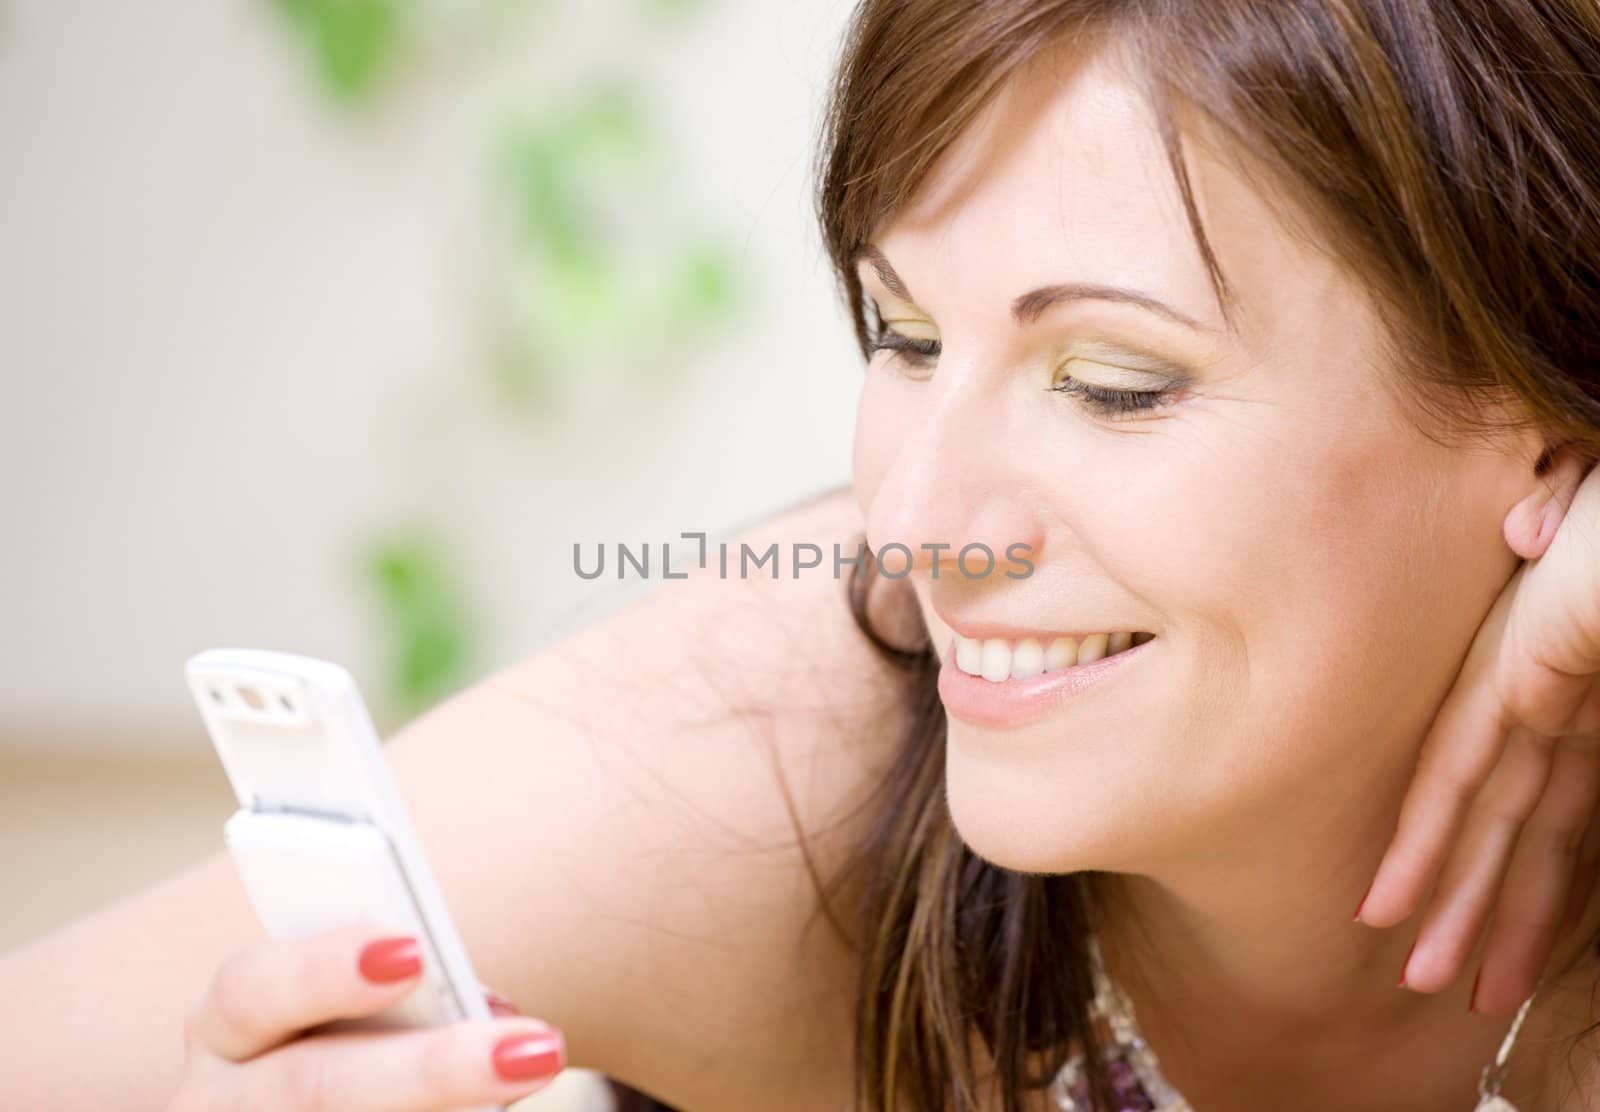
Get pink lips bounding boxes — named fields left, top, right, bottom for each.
left=936, top=634, right=1155, bottom=728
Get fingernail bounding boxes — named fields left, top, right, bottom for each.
left=1398, top=940, right=1417, bottom=988
left=485, top=990, right=521, bottom=1017
left=358, top=936, right=422, bottom=983
left=1353, top=881, right=1373, bottom=923
left=1467, top=968, right=1482, bottom=1013
left=492, top=1029, right=566, bottom=1082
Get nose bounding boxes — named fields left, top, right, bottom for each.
left=861, top=381, right=1045, bottom=582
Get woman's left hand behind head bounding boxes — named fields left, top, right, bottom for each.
left=1355, top=445, right=1600, bottom=1014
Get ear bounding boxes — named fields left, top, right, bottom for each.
left=1502, top=442, right=1589, bottom=560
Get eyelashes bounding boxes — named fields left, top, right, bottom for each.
left=865, top=325, right=942, bottom=365
left=864, top=324, right=1182, bottom=419
left=1051, top=375, right=1178, bottom=416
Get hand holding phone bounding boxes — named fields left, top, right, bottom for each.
left=175, top=648, right=565, bottom=1111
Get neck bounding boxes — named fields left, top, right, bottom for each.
left=1086, top=754, right=1599, bottom=1110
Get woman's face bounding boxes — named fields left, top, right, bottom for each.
left=851, top=41, right=1539, bottom=874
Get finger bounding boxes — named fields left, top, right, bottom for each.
left=482, top=985, right=522, bottom=1017
left=188, top=925, right=429, bottom=1062
left=194, top=1018, right=566, bottom=1112
left=1571, top=684, right=1600, bottom=743
left=1358, top=662, right=1514, bottom=928
left=1498, top=626, right=1600, bottom=740
left=1470, top=736, right=1600, bottom=1013
left=1541, top=790, right=1600, bottom=967
left=1553, top=804, right=1600, bottom=949
left=1400, top=726, right=1556, bottom=993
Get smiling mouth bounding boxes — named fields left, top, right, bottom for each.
left=952, top=631, right=1156, bottom=683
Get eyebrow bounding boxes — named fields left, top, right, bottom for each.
left=852, top=243, right=1209, bottom=332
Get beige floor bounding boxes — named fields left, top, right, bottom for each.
left=0, top=747, right=612, bottom=1111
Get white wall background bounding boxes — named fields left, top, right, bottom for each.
left=0, top=0, right=866, bottom=751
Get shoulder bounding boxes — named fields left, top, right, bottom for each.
left=531, top=483, right=915, bottom=786
left=386, top=484, right=914, bottom=1112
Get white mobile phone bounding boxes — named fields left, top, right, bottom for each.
left=185, top=648, right=495, bottom=1078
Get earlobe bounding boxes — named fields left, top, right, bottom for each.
left=1502, top=443, right=1586, bottom=560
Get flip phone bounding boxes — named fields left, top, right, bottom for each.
left=186, top=647, right=499, bottom=1110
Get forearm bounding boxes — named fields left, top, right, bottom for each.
left=0, top=851, right=262, bottom=1107
left=0, top=484, right=902, bottom=1110
left=383, top=487, right=904, bottom=1107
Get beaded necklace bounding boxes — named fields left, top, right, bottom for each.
left=1049, top=935, right=1539, bottom=1111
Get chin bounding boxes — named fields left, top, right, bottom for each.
left=941, top=727, right=1125, bottom=875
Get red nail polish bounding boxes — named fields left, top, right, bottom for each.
left=1397, top=940, right=1417, bottom=988
left=492, top=1029, right=566, bottom=1082
left=358, top=936, right=422, bottom=983
left=1353, top=881, right=1373, bottom=923
left=485, top=990, right=521, bottom=1017
left=1467, top=968, right=1482, bottom=1013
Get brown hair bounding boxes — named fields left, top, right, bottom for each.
left=810, top=2, right=1600, bottom=1109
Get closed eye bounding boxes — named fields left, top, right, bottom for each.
left=1051, top=376, right=1180, bottom=417
left=866, top=325, right=940, bottom=367
left=866, top=325, right=1181, bottom=420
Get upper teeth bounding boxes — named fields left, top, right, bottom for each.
left=954, top=632, right=1145, bottom=682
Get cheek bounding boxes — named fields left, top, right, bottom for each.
left=851, top=363, right=912, bottom=517
left=1087, top=399, right=1505, bottom=787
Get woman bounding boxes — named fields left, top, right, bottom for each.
left=7, top=1, right=1600, bottom=1109
left=825, top=1, right=1600, bottom=1106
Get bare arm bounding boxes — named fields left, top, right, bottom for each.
left=0, top=486, right=912, bottom=1110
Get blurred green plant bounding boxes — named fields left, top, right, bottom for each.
left=640, top=0, right=710, bottom=22
left=359, top=530, right=477, bottom=718
left=488, top=80, right=741, bottom=407
left=274, top=0, right=405, bottom=101
left=272, top=0, right=747, bottom=713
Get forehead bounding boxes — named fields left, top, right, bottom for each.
left=866, top=37, right=1343, bottom=346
